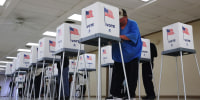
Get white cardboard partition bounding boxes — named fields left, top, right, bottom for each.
left=141, top=38, right=151, bottom=60
left=56, top=23, right=84, bottom=51
left=38, top=37, right=57, bottom=60
left=30, top=46, right=38, bottom=64
left=16, top=52, right=30, bottom=70
left=45, top=64, right=58, bottom=77
left=69, top=59, right=77, bottom=73
left=101, top=45, right=114, bottom=66
left=12, top=58, right=17, bottom=74
left=5, top=63, right=13, bottom=75
left=78, top=54, right=96, bottom=71
left=81, top=2, right=119, bottom=39
left=163, top=22, right=194, bottom=51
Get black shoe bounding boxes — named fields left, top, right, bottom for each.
left=142, top=96, right=156, bottom=100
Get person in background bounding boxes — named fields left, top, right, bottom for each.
left=110, top=8, right=142, bottom=100
left=34, top=67, right=43, bottom=99
left=142, top=42, right=157, bottom=100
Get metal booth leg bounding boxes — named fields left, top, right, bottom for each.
left=39, top=60, right=46, bottom=100
left=150, top=61, right=157, bottom=97
left=119, top=42, right=130, bottom=100
left=83, top=54, right=90, bottom=100
left=175, top=57, right=180, bottom=100
left=97, top=37, right=102, bottom=100
left=180, top=51, right=187, bottom=100
left=194, top=54, right=200, bottom=78
left=26, top=67, right=33, bottom=98
left=30, top=63, right=38, bottom=100
left=157, top=55, right=163, bottom=100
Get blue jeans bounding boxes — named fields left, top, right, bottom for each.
left=57, top=67, right=69, bottom=97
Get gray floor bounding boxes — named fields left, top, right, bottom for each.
left=0, top=97, right=200, bottom=100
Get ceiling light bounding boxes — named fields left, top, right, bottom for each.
left=0, top=61, right=12, bottom=64
left=0, top=68, right=5, bottom=70
left=26, top=42, right=39, bottom=46
left=17, top=49, right=31, bottom=52
left=141, top=0, right=150, bottom=2
left=6, top=57, right=17, bottom=59
left=43, top=31, right=56, bottom=37
left=0, top=0, right=6, bottom=6
left=0, top=65, right=6, bottom=68
left=68, top=14, right=82, bottom=21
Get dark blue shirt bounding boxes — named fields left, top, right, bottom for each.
left=112, top=19, right=142, bottom=63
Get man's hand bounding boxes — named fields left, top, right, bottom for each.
left=120, top=35, right=130, bottom=40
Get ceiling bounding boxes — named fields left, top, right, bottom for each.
left=0, top=0, right=200, bottom=66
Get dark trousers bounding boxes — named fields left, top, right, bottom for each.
left=142, top=62, right=155, bottom=97
left=110, top=59, right=139, bottom=98
left=35, top=73, right=42, bottom=98
left=19, top=88, right=23, bottom=97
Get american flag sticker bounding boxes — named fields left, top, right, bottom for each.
left=70, top=27, right=79, bottom=35
left=103, top=49, right=106, bottom=54
left=142, top=41, right=147, bottom=47
left=104, top=8, right=114, bottom=19
left=86, top=10, right=94, bottom=19
left=87, top=55, right=92, bottom=60
left=182, top=26, right=190, bottom=35
left=49, top=40, right=56, bottom=47
left=24, top=54, right=30, bottom=59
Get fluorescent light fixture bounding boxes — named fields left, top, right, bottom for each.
left=68, top=14, right=82, bottom=21
left=6, top=57, right=17, bottom=59
left=0, top=0, right=6, bottom=6
left=0, top=68, right=5, bottom=70
left=0, top=65, right=6, bottom=68
left=0, top=61, right=12, bottom=64
left=26, top=42, right=39, bottom=46
left=43, top=31, right=56, bottom=37
left=17, top=49, right=31, bottom=52
left=141, top=0, right=150, bottom=2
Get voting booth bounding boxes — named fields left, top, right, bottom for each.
left=141, top=38, right=151, bottom=60
left=45, top=64, right=58, bottom=77
left=101, top=45, right=114, bottom=66
left=69, top=59, right=77, bottom=73
left=163, top=22, right=194, bottom=51
left=30, top=46, right=38, bottom=64
left=80, top=2, right=119, bottom=40
left=5, top=63, right=13, bottom=75
left=56, top=23, right=84, bottom=52
left=78, top=54, right=96, bottom=71
left=15, top=74, right=26, bottom=83
left=16, top=52, right=30, bottom=70
left=38, top=37, right=59, bottom=60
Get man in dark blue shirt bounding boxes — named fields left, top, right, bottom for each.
left=110, top=8, right=142, bottom=100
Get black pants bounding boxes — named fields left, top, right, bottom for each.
left=19, top=88, right=23, bottom=97
left=142, top=62, right=155, bottom=97
left=110, top=59, right=139, bottom=98
left=35, top=73, right=42, bottom=98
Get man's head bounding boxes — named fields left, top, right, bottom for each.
left=119, top=8, right=128, bottom=27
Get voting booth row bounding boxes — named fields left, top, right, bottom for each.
left=4, top=1, right=200, bottom=100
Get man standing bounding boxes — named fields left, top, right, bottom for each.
left=142, top=43, right=157, bottom=100
left=110, top=8, right=142, bottom=100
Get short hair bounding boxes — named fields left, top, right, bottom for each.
left=119, top=8, right=127, bottom=17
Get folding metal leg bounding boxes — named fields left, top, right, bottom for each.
left=53, top=76, right=57, bottom=99
left=44, top=77, right=47, bottom=99
left=23, top=70, right=29, bottom=98
left=30, top=63, right=38, bottom=100
left=180, top=51, right=187, bottom=100
left=138, top=61, right=141, bottom=100
left=97, top=37, right=102, bottom=100
left=39, top=60, right=46, bottom=100
left=119, top=42, right=130, bottom=100
left=26, top=67, right=33, bottom=99
left=175, top=57, right=180, bottom=100
left=108, top=65, right=112, bottom=97
left=16, top=71, right=20, bottom=99
left=70, top=45, right=81, bottom=100
left=10, top=73, right=16, bottom=97
left=157, top=55, right=163, bottom=100
left=83, top=55, right=90, bottom=100
left=80, top=72, right=84, bottom=100
left=150, top=61, right=157, bottom=97
left=58, top=52, right=66, bottom=100
left=194, top=54, right=200, bottom=78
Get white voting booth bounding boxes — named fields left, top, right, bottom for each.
left=12, top=58, right=17, bottom=73
left=81, top=2, right=119, bottom=39
left=101, top=45, right=114, bottom=66
left=45, top=64, right=58, bottom=77
left=30, top=46, right=38, bottom=64
left=5, top=63, right=13, bottom=75
left=141, top=38, right=151, bottom=60
left=69, top=59, right=77, bottom=73
left=163, top=22, right=194, bottom=51
left=56, top=23, right=84, bottom=52
left=16, top=52, right=30, bottom=70
left=78, top=54, right=96, bottom=71
left=15, top=74, right=25, bottom=83
left=157, top=22, right=200, bottom=100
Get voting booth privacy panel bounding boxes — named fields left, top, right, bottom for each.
left=12, top=58, right=17, bottom=73
left=45, top=63, right=58, bottom=77
left=141, top=38, right=151, bottom=59
left=16, top=52, right=30, bottom=70
left=101, top=45, right=114, bottom=66
left=15, top=74, right=26, bottom=82
left=38, top=37, right=60, bottom=60
left=5, top=63, right=13, bottom=75
left=30, top=46, right=38, bottom=64
left=81, top=2, right=119, bottom=39
left=69, top=59, right=77, bottom=73
left=78, top=54, right=96, bottom=70
left=56, top=23, right=84, bottom=51
left=163, top=22, right=194, bottom=51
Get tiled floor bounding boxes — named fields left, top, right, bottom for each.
left=0, top=97, right=200, bottom=100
